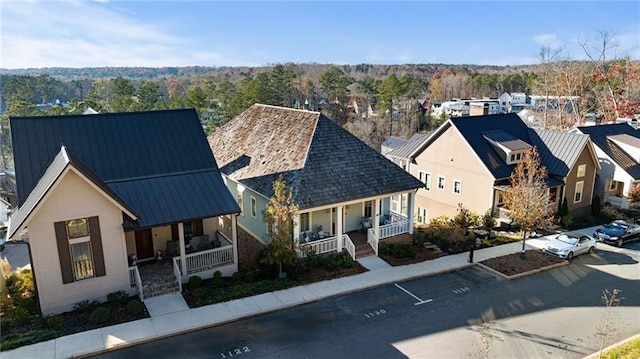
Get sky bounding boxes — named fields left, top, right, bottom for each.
left=1, top=1, right=639, bottom=69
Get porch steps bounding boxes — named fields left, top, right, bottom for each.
left=142, top=279, right=180, bottom=299
left=355, top=242, right=375, bottom=259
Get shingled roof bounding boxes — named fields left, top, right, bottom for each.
left=577, top=123, right=640, bottom=180
left=209, top=104, right=424, bottom=210
left=10, top=109, right=239, bottom=231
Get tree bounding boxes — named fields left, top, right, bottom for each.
left=319, top=66, right=353, bottom=104
left=261, top=176, right=299, bottom=278
left=597, top=288, right=623, bottom=358
left=137, top=80, right=162, bottom=110
left=376, top=74, right=402, bottom=136
left=503, top=148, right=554, bottom=256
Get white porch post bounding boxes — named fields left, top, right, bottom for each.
left=407, top=191, right=415, bottom=235
left=374, top=198, right=381, bottom=239
left=336, top=206, right=343, bottom=253
left=293, top=213, right=300, bottom=244
left=178, top=222, right=187, bottom=274
left=232, top=214, right=238, bottom=272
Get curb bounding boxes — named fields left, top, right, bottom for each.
left=476, top=260, right=569, bottom=280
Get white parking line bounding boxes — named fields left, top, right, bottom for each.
left=394, top=283, right=433, bottom=306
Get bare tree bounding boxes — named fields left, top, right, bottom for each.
left=597, top=288, right=623, bottom=359
left=503, top=148, right=555, bottom=256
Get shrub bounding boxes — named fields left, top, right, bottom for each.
left=194, top=288, right=206, bottom=301
left=0, top=317, right=14, bottom=331
left=591, top=195, right=602, bottom=216
left=212, top=270, right=223, bottom=285
left=601, top=205, right=625, bottom=221
left=126, top=299, right=144, bottom=315
left=482, top=209, right=496, bottom=230
left=74, top=299, right=100, bottom=313
left=188, top=275, right=202, bottom=288
left=4, top=269, right=36, bottom=311
left=7, top=306, right=32, bottom=326
left=107, top=290, right=130, bottom=306
left=322, top=252, right=354, bottom=270
left=46, top=315, right=64, bottom=330
left=89, top=306, right=110, bottom=325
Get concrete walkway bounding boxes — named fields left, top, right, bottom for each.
left=1, top=236, right=565, bottom=359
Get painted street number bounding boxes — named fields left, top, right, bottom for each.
left=452, top=286, right=471, bottom=294
left=364, top=309, right=387, bottom=318
left=220, top=347, right=250, bottom=358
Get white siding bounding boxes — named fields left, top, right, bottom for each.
left=26, top=169, right=130, bottom=315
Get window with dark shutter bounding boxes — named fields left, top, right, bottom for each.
left=54, top=216, right=105, bottom=283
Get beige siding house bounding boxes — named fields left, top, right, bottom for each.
left=8, top=110, right=240, bottom=315
left=387, top=113, right=600, bottom=224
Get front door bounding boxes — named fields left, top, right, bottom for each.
left=135, top=229, right=154, bottom=259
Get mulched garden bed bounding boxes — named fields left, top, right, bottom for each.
left=380, top=247, right=441, bottom=266
left=480, top=250, right=566, bottom=277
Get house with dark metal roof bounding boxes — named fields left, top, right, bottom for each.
left=8, top=109, right=240, bottom=315
left=209, top=104, right=424, bottom=260
left=387, top=113, right=599, bottom=224
left=575, top=123, right=640, bottom=208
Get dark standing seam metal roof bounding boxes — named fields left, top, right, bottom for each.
left=10, top=109, right=239, bottom=231
left=578, top=123, right=640, bottom=180
left=529, top=129, right=590, bottom=177
left=210, top=104, right=424, bottom=210
left=451, top=114, right=534, bottom=179
left=482, top=130, right=532, bottom=151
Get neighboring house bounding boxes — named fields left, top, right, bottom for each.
left=468, top=100, right=500, bottom=116
left=381, top=136, right=408, bottom=156
left=209, top=104, right=424, bottom=260
left=7, top=109, right=240, bottom=315
left=386, top=113, right=599, bottom=225
left=575, top=123, right=640, bottom=209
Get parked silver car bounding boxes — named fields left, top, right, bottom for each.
left=543, top=231, right=596, bottom=260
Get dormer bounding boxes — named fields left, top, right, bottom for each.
left=608, top=134, right=640, bottom=162
left=482, top=130, right=532, bottom=165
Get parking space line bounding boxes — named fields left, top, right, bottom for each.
left=394, top=283, right=433, bottom=306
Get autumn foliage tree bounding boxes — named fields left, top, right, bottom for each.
left=503, top=148, right=555, bottom=256
left=262, top=176, right=299, bottom=278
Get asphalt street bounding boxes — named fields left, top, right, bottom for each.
left=92, top=242, right=640, bottom=359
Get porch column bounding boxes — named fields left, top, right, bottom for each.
left=407, top=191, right=415, bottom=235
left=178, top=222, right=187, bottom=274
left=232, top=214, right=239, bottom=272
left=374, top=198, right=381, bottom=239
left=336, top=206, right=343, bottom=253
left=293, top=213, right=300, bottom=244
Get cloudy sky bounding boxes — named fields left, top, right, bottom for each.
left=1, top=1, right=639, bottom=69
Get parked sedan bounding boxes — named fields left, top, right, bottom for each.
left=593, top=220, right=640, bottom=247
left=543, top=232, right=596, bottom=260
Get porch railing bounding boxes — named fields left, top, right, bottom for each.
left=497, top=206, right=510, bottom=220
left=379, top=220, right=409, bottom=239
left=129, top=266, right=144, bottom=302
left=390, top=212, right=408, bottom=223
left=367, top=228, right=379, bottom=256
left=298, top=236, right=338, bottom=257
left=175, top=245, right=234, bottom=275
left=343, top=234, right=356, bottom=260
left=172, top=258, right=182, bottom=293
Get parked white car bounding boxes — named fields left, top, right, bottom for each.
left=543, top=231, right=596, bottom=260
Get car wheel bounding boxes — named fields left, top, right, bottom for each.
left=589, top=246, right=595, bottom=254
left=567, top=252, right=574, bottom=260
left=618, top=239, right=624, bottom=247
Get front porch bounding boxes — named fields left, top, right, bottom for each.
left=127, top=214, right=239, bottom=301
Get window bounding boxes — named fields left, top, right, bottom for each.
left=299, top=213, right=310, bottom=232
left=510, top=154, right=515, bottom=162
left=250, top=196, right=257, bottom=218
left=577, top=164, right=586, bottom=177
left=417, top=207, right=428, bottom=224
left=516, top=153, right=522, bottom=161
left=401, top=193, right=408, bottom=214
left=453, top=180, right=462, bottom=194
left=391, top=195, right=400, bottom=212
left=497, top=192, right=504, bottom=205
left=425, top=173, right=432, bottom=191
left=236, top=190, right=244, bottom=216
left=56, top=217, right=106, bottom=283
left=438, top=176, right=445, bottom=190
left=67, top=218, right=89, bottom=239
left=609, top=179, right=617, bottom=191
left=574, top=181, right=584, bottom=203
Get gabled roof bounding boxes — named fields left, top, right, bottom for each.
left=381, top=136, right=408, bottom=151
left=387, top=132, right=431, bottom=160
left=530, top=129, right=595, bottom=177
left=8, top=146, right=137, bottom=239
left=482, top=130, right=532, bottom=151
left=577, top=123, right=640, bottom=180
left=210, top=104, right=424, bottom=210
left=10, top=109, right=239, bottom=231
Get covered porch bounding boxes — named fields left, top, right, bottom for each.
left=296, top=192, right=415, bottom=259
left=493, top=184, right=562, bottom=225
left=127, top=213, right=238, bottom=300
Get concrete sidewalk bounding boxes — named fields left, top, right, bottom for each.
left=3, top=239, right=549, bottom=359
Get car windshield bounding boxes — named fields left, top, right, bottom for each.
left=556, top=234, right=578, bottom=245
left=605, top=222, right=628, bottom=229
